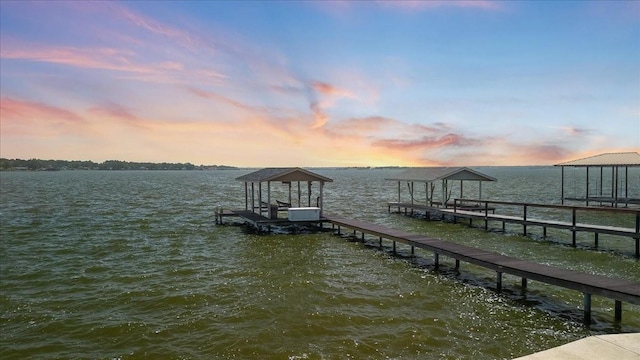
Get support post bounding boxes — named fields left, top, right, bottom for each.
left=521, top=277, right=527, bottom=289
left=561, top=167, right=565, bottom=205
left=594, top=233, right=599, bottom=249
left=586, top=166, right=590, bottom=206
left=496, top=271, right=503, bottom=292
left=583, top=293, right=592, bottom=325
left=572, top=208, right=577, bottom=247
left=379, top=236, right=383, bottom=248
left=393, top=241, right=396, bottom=254
left=455, top=259, right=460, bottom=270
left=484, top=201, right=489, bottom=230
left=615, top=300, right=622, bottom=322
left=523, top=205, right=527, bottom=236
left=434, top=253, right=439, bottom=269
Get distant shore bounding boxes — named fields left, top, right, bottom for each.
left=0, top=158, right=238, bottom=171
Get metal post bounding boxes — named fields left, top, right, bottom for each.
left=523, top=204, right=527, bottom=236
left=572, top=208, right=577, bottom=247
left=521, top=278, right=527, bottom=289
left=434, top=253, right=439, bottom=269
left=583, top=293, right=592, bottom=325
left=244, top=182, right=248, bottom=210
left=393, top=241, right=396, bottom=254
left=615, top=300, right=622, bottom=322
left=616, top=166, right=619, bottom=207
left=484, top=201, right=489, bottom=230
left=561, top=167, right=565, bottom=205
left=586, top=166, right=590, bottom=206
left=496, top=272, right=503, bottom=292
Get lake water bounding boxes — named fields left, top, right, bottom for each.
left=1, top=167, right=639, bottom=359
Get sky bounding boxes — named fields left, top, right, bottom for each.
left=1, top=1, right=639, bottom=167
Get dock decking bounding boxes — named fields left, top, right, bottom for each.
left=215, top=208, right=327, bottom=232
left=325, top=214, right=640, bottom=325
left=388, top=199, right=640, bottom=258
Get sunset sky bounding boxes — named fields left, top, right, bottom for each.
left=1, top=1, right=638, bottom=167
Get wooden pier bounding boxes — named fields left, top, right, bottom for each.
left=325, top=214, right=640, bottom=325
left=388, top=199, right=640, bottom=258
left=215, top=207, right=327, bottom=232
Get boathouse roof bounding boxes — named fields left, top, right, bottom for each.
left=385, top=167, right=496, bottom=182
left=235, top=167, right=333, bottom=183
left=555, top=152, right=640, bottom=167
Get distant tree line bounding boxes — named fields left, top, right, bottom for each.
left=0, top=158, right=237, bottom=171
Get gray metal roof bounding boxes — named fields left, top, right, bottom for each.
left=236, top=167, right=333, bottom=183
left=555, top=152, right=640, bottom=167
left=385, top=167, right=496, bottom=182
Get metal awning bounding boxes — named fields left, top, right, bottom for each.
left=555, top=152, right=640, bottom=167
left=386, top=167, right=496, bottom=182
left=236, top=167, right=333, bottom=183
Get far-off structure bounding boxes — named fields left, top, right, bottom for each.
left=555, top=152, right=640, bottom=207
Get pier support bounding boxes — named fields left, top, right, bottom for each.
left=496, top=271, right=503, bottom=292
left=615, top=300, right=622, bottom=322
left=434, top=253, right=439, bottom=269
left=584, top=293, right=592, bottom=325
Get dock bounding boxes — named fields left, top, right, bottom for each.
left=325, top=214, right=640, bottom=325
left=388, top=199, right=640, bottom=258
left=514, top=333, right=640, bottom=360
left=215, top=207, right=327, bottom=232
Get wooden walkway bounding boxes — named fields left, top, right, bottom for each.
left=325, top=214, right=640, bottom=325
left=388, top=199, right=640, bottom=258
left=215, top=208, right=326, bottom=232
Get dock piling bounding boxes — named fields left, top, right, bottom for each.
left=584, top=293, right=592, bottom=325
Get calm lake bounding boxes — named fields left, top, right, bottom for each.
left=1, top=167, right=639, bottom=359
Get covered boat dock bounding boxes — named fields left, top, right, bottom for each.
left=386, top=167, right=497, bottom=210
left=555, top=152, right=640, bottom=207
left=216, top=167, right=333, bottom=231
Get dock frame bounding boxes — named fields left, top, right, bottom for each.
left=326, top=214, right=640, bottom=326
left=388, top=199, right=640, bottom=258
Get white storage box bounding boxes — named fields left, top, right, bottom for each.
left=287, top=207, right=320, bottom=221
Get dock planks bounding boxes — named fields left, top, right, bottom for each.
left=325, top=213, right=640, bottom=325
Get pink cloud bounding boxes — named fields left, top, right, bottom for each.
left=373, top=133, right=478, bottom=151
left=1, top=97, right=84, bottom=124
left=312, top=81, right=354, bottom=98
left=0, top=97, right=87, bottom=137
left=87, top=103, right=148, bottom=128
left=1, top=40, right=161, bottom=75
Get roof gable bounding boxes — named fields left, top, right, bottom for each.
left=236, top=167, right=333, bottom=182
left=386, top=167, right=496, bottom=182
left=555, top=152, right=640, bottom=167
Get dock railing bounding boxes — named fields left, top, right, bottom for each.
left=452, top=198, right=640, bottom=257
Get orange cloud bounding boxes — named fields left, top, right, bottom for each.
left=373, top=133, right=479, bottom=151
left=312, top=81, right=353, bottom=98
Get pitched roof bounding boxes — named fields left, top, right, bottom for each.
left=555, top=152, right=640, bottom=167
left=385, top=167, right=496, bottom=182
left=235, top=167, right=333, bottom=182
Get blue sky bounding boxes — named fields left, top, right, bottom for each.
left=1, top=0, right=638, bottom=166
